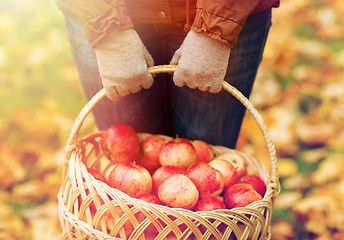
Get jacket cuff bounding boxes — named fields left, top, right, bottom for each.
left=191, top=8, right=244, bottom=48
left=82, top=5, right=134, bottom=47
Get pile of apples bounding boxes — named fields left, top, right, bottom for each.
left=85, top=124, right=266, bottom=237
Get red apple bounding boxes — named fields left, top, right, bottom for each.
left=159, top=137, right=197, bottom=169
left=215, top=195, right=224, bottom=202
left=136, top=194, right=164, bottom=238
left=186, top=162, right=224, bottom=199
left=241, top=174, right=266, bottom=197
left=208, top=228, right=230, bottom=240
left=108, top=161, right=152, bottom=198
left=105, top=204, right=146, bottom=238
left=101, top=124, right=140, bottom=163
left=197, top=223, right=228, bottom=240
left=152, top=165, right=187, bottom=195
left=78, top=168, right=105, bottom=213
left=86, top=168, right=105, bottom=182
left=137, top=193, right=163, bottom=205
left=208, top=159, right=239, bottom=192
left=226, top=223, right=253, bottom=240
left=139, top=135, right=166, bottom=174
left=233, top=223, right=253, bottom=240
left=193, top=196, right=227, bottom=240
left=158, top=174, right=199, bottom=210
left=223, top=183, right=262, bottom=209
left=105, top=201, right=164, bottom=240
left=213, top=152, right=247, bottom=179
left=104, top=205, right=132, bottom=237
left=165, top=216, right=189, bottom=240
left=194, top=196, right=226, bottom=212
left=192, top=140, right=214, bottom=163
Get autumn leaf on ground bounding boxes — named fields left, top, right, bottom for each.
left=311, top=154, right=344, bottom=184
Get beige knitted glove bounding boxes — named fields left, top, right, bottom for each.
left=95, top=29, right=154, bottom=100
left=170, top=30, right=231, bottom=93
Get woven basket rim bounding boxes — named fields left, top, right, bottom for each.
left=59, top=131, right=275, bottom=239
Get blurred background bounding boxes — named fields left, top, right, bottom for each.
left=0, top=0, right=343, bottom=239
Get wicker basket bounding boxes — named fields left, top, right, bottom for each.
left=58, top=65, right=279, bottom=240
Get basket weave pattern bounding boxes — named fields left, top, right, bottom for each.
left=58, top=65, right=279, bottom=240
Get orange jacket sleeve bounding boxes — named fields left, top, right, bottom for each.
left=55, top=0, right=134, bottom=47
left=191, top=0, right=262, bottom=47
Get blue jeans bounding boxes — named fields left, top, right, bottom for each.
left=64, top=8, right=272, bottom=149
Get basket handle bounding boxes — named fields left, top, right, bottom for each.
left=65, top=64, right=279, bottom=196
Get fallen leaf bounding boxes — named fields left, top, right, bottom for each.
left=311, top=154, right=344, bottom=184
left=300, top=148, right=328, bottom=164
left=295, top=118, right=335, bottom=146
left=271, top=221, right=295, bottom=240
left=274, top=191, right=303, bottom=209
left=282, top=174, right=311, bottom=191
left=277, top=158, right=298, bottom=178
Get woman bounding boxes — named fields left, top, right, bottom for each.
left=56, top=0, right=280, bottom=148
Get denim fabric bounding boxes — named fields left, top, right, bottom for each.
left=64, top=8, right=272, bottom=148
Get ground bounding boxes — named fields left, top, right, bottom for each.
left=0, top=0, right=343, bottom=239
